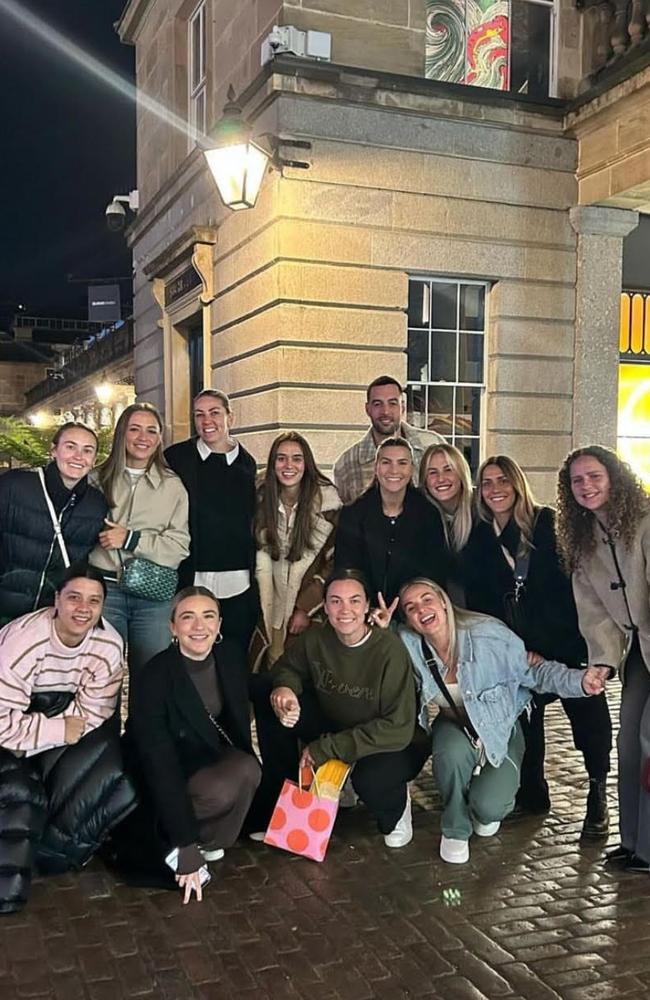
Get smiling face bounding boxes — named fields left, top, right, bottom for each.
left=375, top=445, right=413, bottom=497
left=425, top=451, right=462, bottom=511
left=51, top=428, right=98, bottom=488
left=365, top=383, right=404, bottom=440
left=570, top=455, right=611, bottom=513
left=480, top=463, right=516, bottom=523
left=325, top=579, right=370, bottom=646
left=274, top=440, right=305, bottom=491
left=53, top=577, right=104, bottom=646
left=400, top=582, right=449, bottom=646
left=193, top=396, right=232, bottom=451
left=124, top=410, right=161, bottom=469
left=171, top=595, right=221, bottom=660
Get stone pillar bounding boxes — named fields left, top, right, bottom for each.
left=569, top=206, right=638, bottom=448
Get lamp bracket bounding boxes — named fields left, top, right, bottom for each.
left=261, top=134, right=312, bottom=173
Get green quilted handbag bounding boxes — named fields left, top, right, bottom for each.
left=119, top=557, right=178, bottom=602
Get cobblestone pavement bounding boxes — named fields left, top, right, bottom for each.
left=2, top=689, right=648, bottom=1000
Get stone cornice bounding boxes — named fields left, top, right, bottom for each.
left=115, top=0, right=154, bottom=44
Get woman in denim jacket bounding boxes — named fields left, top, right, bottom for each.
left=391, top=578, right=608, bottom=865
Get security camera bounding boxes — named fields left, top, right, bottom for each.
left=105, top=198, right=126, bottom=232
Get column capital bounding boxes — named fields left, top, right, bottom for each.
left=570, top=205, right=639, bottom=238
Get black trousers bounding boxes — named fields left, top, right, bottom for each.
left=250, top=676, right=428, bottom=835
left=518, top=689, right=612, bottom=807
left=218, top=585, right=259, bottom=655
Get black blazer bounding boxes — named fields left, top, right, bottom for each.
left=127, top=640, right=256, bottom=848
left=462, top=505, right=587, bottom=668
left=334, top=484, right=450, bottom=604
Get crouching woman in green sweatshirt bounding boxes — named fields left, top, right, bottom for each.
left=251, top=569, right=428, bottom=847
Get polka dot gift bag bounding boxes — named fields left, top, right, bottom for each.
left=264, top=760, right=351, bottom=862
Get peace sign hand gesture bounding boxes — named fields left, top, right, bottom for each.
left=369, top=591, right=399, bottom=629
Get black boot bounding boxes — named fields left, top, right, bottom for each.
left=581, top=779, right=609, bottom=838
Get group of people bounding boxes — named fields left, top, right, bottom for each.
left=0, top=373, right=647, bottom=911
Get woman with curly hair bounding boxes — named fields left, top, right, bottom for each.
left=250, top=432, right=341, bottom=671
left=461, top=455, right=611, bottom=835
left=557, top=445, right=650, bottom=872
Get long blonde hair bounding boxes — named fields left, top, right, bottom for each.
left=399, top=577, right=493, bottom=668
left=419, top=444, right=473, bottom=552
left=96, top=403, right=168, bottom=508
left=477, top=455, right=538, bottom=551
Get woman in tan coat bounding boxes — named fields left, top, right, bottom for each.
left=557, top=445, right=650, bottom=872
left=250, top=432, right=341, bottom=671
left=90, top=403, right=190, bottom=678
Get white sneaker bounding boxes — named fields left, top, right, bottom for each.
left=473, top=820, right=501, bottom=838
left=384, top=790, right=412, bottom=848
left=440, top=836, right=470, bottom=864
left=200, top=847, right=225, bottom=862
left=248, top=831, right=266, bottom=843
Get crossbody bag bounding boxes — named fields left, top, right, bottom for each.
left=419, top=636, right=485, bottom=775
left=38, top=467, right=70, bottom=568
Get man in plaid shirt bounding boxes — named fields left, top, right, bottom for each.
left=333, top=376, right=445, bottom=505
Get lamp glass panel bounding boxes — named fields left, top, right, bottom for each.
left=205, top=142, right=269, bottom=209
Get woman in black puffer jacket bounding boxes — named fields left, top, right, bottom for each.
left=0, top=422, right=107, bottom=625
left=0, top=566, right=136, bottom=914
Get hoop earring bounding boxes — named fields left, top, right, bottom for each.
left=215, top=632, right=223, bottom=645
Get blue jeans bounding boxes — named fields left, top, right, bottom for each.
left=102, top=581, right=172, bottom=678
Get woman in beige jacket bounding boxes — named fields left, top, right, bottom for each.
left=557, top=445, right=650, bottom=872
left=250, top=432, right=341, bottom=671
left=90, top=403, right=190, bottom=678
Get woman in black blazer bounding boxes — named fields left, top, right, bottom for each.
left=124, top=586, right=260, bottom=903
left=335, top=436, right=449, bottom=606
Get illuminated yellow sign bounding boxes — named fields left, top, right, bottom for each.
left=618, top=362, right=650, bottom=488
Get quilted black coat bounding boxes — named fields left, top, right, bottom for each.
left=0, top=717, right=136, bottom=914
left=0, top=462, right=107, bottom=624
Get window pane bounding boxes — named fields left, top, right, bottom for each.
left=191, top=8, right=204, bottom=89
left=511, top=0, right=551, bottom=99
left=459, top=284, right=485, bottom=331
left=427, top=385, right=454, bottom=437
left=455, top=386, right=482, bottom=436
left=406, top=384, right=427, bottom=428
left=430, top=331, right=456, bottom=382
left=407, top=281, right=430, bottom=328
left=407, top=330, right=429, bottom=382
left=455, top=436, right=481, bottom=475
left=458, top=333, right=483, bottom=383
left=432, top=282, right=458, bottom=330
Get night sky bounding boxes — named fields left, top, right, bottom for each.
left=0, top=0, right=135, bottom=325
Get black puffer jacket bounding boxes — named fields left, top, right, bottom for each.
left=0, top=462, right=107, bottom=624
left=0, top=717, right=137, bottom=914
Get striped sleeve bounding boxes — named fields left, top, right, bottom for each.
left=71, top=636, right=124, bottom=731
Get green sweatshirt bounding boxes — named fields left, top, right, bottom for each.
left=271, top=622, right=418, bottom=766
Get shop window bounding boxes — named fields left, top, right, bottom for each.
left=407, top=277, right=487, bottom=471
left=618, top=290, right=650, bottom=489
left=424, top=0, right=555, bottom=97
left=188, top=2, right=207, bottom=144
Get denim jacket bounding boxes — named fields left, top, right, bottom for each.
left=399, top=617, right=587, bottom=768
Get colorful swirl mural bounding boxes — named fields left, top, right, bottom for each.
left=425, top=0, right=466, bottom=84
left=425, top=0, right=510, bottom=92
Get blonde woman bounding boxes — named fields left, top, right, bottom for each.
left=557, top=445, right=650, bottom=873
left=419, top=444, right=474, bottom=554
left=394, top=578, right=607, bottom=864
left=90, top=403, right=190, bottom=677
left=461, top=455, right=612, bottom=836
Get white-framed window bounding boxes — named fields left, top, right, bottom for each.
left=188, top=2, right=207, bottom=145
left=406, top=277, right=488, bottom=471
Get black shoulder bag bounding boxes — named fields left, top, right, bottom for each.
left=419, top=636, right=484, bottom=773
